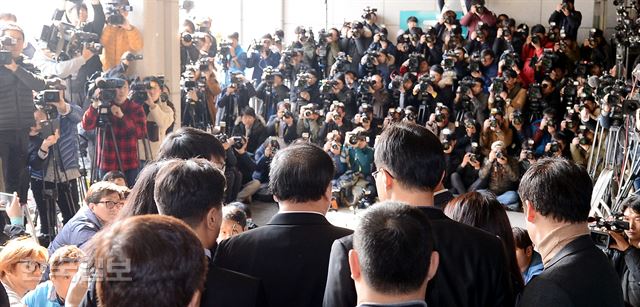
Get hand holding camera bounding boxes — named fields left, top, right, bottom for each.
left=608, top=230, right=631, bottom=252
left=110, top=104, right=124, bottom=119
left=41, top=129, right=60, bottom=151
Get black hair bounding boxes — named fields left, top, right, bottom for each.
left=93, top=215, right=206, bottom=307
left=374, top=123, right=445, bottom=192
left=407, top=16, right=418, bottom=23
left=518, top=158, right=592, bottom=223
left=622, top=194, right=640, bottom=214
left=222, top=206, right=247, bottom=229
left=531, top=24, right=546, bottom=35
left=229, top=202, right=252, bottom=218
left=354, top=201, right=434, bottom=294
left=480, top=49, right=495, bottom=59
left=154, top=159, right=226, bottom=227
left=269, top=143, right=334, bottom=203
left=102, top=170, right=125, bottom=182
left=119, top=162, right=165, bottom=218
left=445, top=191, right=524, bottom=291
left=512, top=227, right=533, bottom=249
left=157, top=127, right=225, bottom=162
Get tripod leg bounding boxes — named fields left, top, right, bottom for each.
left=107, top=124, right=124, bottom=173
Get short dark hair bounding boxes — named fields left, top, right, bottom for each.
left=407, top=16, right=418, bottom=23
left=354, top=201, right=434, bottom=294
left=374, top=123, right=445, bottom=192
left=518, top=158, right=592, bottom=223
left=154, top=159, right=226, bottom=227
left=512, top=227, right=533, bottom=249
left=85, top=181, right=126, bottom=205
left=93, top=215, right=206, bottom=307
left=102, top=170, right=125, bottom=182
left=223, top=206, right=247, bottom=229
left=622, top=194, right=640, bottom=214
left=269, top=143, right=334, bottom=203
left=157, top=127, right=225, bottom=162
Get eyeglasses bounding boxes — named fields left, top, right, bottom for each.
left=18, top=260, right=47, bottom=274
left=372, top=168, right=394, bottom=181
left=98, top=200, right=124, bottom=209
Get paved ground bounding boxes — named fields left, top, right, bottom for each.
left=249, top=201, right=526, bottom=230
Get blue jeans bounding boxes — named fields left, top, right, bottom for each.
left=496, top=191, right=520, bottom=209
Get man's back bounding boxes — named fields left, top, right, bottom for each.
left=214, top=212, right=352, bottom=307
left=48, top=206, right=101, bottom=255
left=323, top=207, right=513, bottom=307
left=518, top=235, right=624, bottom=307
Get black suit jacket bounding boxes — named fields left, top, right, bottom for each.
left=214, top=212, right=353, bottom=307
left=323, top=206, right=514, bottom=307
left=201, top=259, right=265, bottom=307
left=518, top=235, right=624, bottom=307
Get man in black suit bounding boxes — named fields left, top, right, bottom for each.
left=214, top=143, right=353, bottom=307
left=323, top=123, right=514, bottom=307
left=351, top=201, right=439, bottom=307
left=517, top=158, right=624, bottom=306
left=154, top=158, right=264, bottom=307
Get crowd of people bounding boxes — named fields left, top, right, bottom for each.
left=0, top=0, right=640, bottom=306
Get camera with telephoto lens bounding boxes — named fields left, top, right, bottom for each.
left=441, top=129, right=453, bottom=150
left=468, top=52, right=482, bottom=73
left=294, top=72, right=311, bottom=90
left=547, top=22, right=559, bottom=42
left=39, top=21, right=101, bottom=60
left=548, top=140, right=560, bottom=155
left=434, top=103, right=446, bottom=122
left=130, top=80, right=151, bottom=103
left=500, top=50, right=516, bottom=70
left=320, top=79, right=338, bottom=94
left=512, top=111, right=524, bottom=126
left=360, top=113, right=370, bottom=124
left=346, top=131, right=366, bottom=146
left=269, top=137, right=280, bottom=153
left=301, top=104, right=317, bottom=118
left=489, top=115, right=498, bottom=128
left=491, top=77, right=506, bottom=95
left=357, top=76, right=377, bottom=94
left=441, top=52, right=456, bottom=70
left=502, top=27, right=512, bottom=37
left=589, top=214, right=629, bottom=251
left=105, top=1, right=133, bottom=26
left=333, top=52, right=351, bottom=74
left=407, top=52, right=424, bottom=73
left=495, top=149, right=505, bottom=159
left=231, top=136, right=245, bottom=150
left=528, top=83, right=544, bottom=112
left=262, top=66, right=279, bottom=84
left=404, top=108, right=417, bottom=121
left=364, top=49, right=379, bottom=70
left=417, top=75, right=435, bottom=94
left=539, top=48, right=558, bottom=72
left=361, top=6, right=377, bottom=20
left=0, top=36, right=16, bottom=65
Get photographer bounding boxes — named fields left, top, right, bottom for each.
left=291, top=26, right=319, bottom=70
left=296, top=103, right=323, bottom=143
left=359, top=49, right=394, bottom=81
left=580, top=28, right=613, bottom=70
left=325, top=73, right=357, bottom=118
left=217, top=72, right=256, bottom=132
left=478, top=141, right=520, bottom=210
left=338, top=128, right=374, bottom=206
left=232, top=136, right=261, bottom=204
left=466, top=25, right=494, bottom=56
left=353, top=111, right=378, bottom=147
left=460, top=0, right=497, bottom=40
left=367, top=74, right=392, bottom=119
left=548, top=0, right=582, bottom=41
left=323, top=134, right=348, bottom=179
left=0, top=23, right=47, bottom=206
left=520, top=24, right=555, bottom=87
left=426, top=104, right=456, bottom=139
left=489, top=69, right=526, bottom=118
left=81, top=76, right=146, bottom=186
left=232, top=107, right=268, bottom=155
left=397, top=73, right=419, bottom=109
left=28, top=90, right=83, bottom=244
left=256, top=68, right=289, bottom=119
left=136, top=76, right=175, bottom=161
left=569, top=127, right=592, bottom=167
left=531, top=108, right=558, bottom=156
left=266, top=102, right=297, bottom=144
left=493, top=18, right=523, bottom=57
left=607, top=194, right=640, bottom=307
left=100, top=0, right=143, bottom=71
left=450, top=141, right=483, bottom=195
left=325, top=28, right=342, bottom=73
left=179, top=27, right=199, bottom=73
left=319, top=106, right=353, bottom=143
left=454, top=77, right=487, bottom=125
left=340, top=21, right=372, bottom=74
left=220, top=32, right=247, bottom=79
left=435, top=10, right=462, bottom=45
left=247, top=34, right=281, bottom=82
left=480, top=108, right=513, bottom=156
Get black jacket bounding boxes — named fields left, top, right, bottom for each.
left=0, top=57, right=46, bottom=131
left=323, top=206, right=514, bottom=307
left=214, top=212, right=352, bottom=307
left=201, top=258, right=265, bottom=307
left=518, top=235, right=624, bottom=307
left=232, top=121, right=268, bottom=154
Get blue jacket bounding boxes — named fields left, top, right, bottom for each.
left=48, top=206, right=103, bottom=255
left=29, top=104, right=83, bottom=181
left=247, top=50, right=281, bottom=81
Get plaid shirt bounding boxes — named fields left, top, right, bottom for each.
left=82, top=99, right=146, bottom=172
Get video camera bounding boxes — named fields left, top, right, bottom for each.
left=407, top=52, right=424, bottom=73
left=589, top=214, right=629, bottom=250
left=320, top=79, right=338, bottom=94
left=40, top=21, right=101, bottom=60
left=130, top=79, right=152, bottom=103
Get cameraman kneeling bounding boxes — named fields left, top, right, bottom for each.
left=335, top=128, right=374, bottom=207
left=608, top=194, right=640, bottom=307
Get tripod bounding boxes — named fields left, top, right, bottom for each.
left=182, top=87, right=211, bottom=131
left=90, top=110, right=123, bottom=184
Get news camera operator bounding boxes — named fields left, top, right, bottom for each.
left=426, top=104, right=456, bottom=139
left=340, top=21, right=372, bottom=74
left=460, top=0, right=497, bottom=40
left=323, top=73, right=357, bottom=118
left=217, top=72, right=256, bottom=132
left=548, top=0, right=582, bottom=41
left=255, top=67, right=289, bottom=120
left=493, top=19, right=523, bottom=57
left=0, top=23, right=47, bottom=207
left=477, top=141, right=520, bottom=210
left=466, top=25, right=494, bottom=56
left=296, top=103, right=323, bottom=143
left=336, top=128, right=374, bottom=207
left=28, top=87, right=83, bottom=245
left=489, top=69, right=527, bottom=118
left=353, top=111, right=378, bottom=147
left=134, top=76, right=175, bottom=162
left=266, top=101, right=297, bottom=144
left=100, top=0, right=143, bottom=71
left=319, top=105, right=353, bottom=143
left=291, top=26, right=319, bottom=70
left=521, top=25, right=555, bottom=87
left=179, top=29, right=200, bottom=73
left=396, top=73, right=419, bottom=109
left=451, top=133, right=483, bottom=194
left=247, top=34, right=281, bottom=82
left=435, top=10, right=462, bottom=45
left=359, top=49, right=394, bottom=81
left=231, top=107, right=268, bottom=155
left=454, top=77, right=488, bottom=125
left=580, top=28, right=613, bottom=70
left=480, top=108, right=513, bottom=156
left=81, top=76, right=146, bottom=186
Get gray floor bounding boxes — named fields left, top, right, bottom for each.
left=249, top=201, right=526, bottom=230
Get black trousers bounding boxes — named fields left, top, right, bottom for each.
left=0, top=130, right=29, bottom=200
left=31, top=178, right=79, bottom=236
